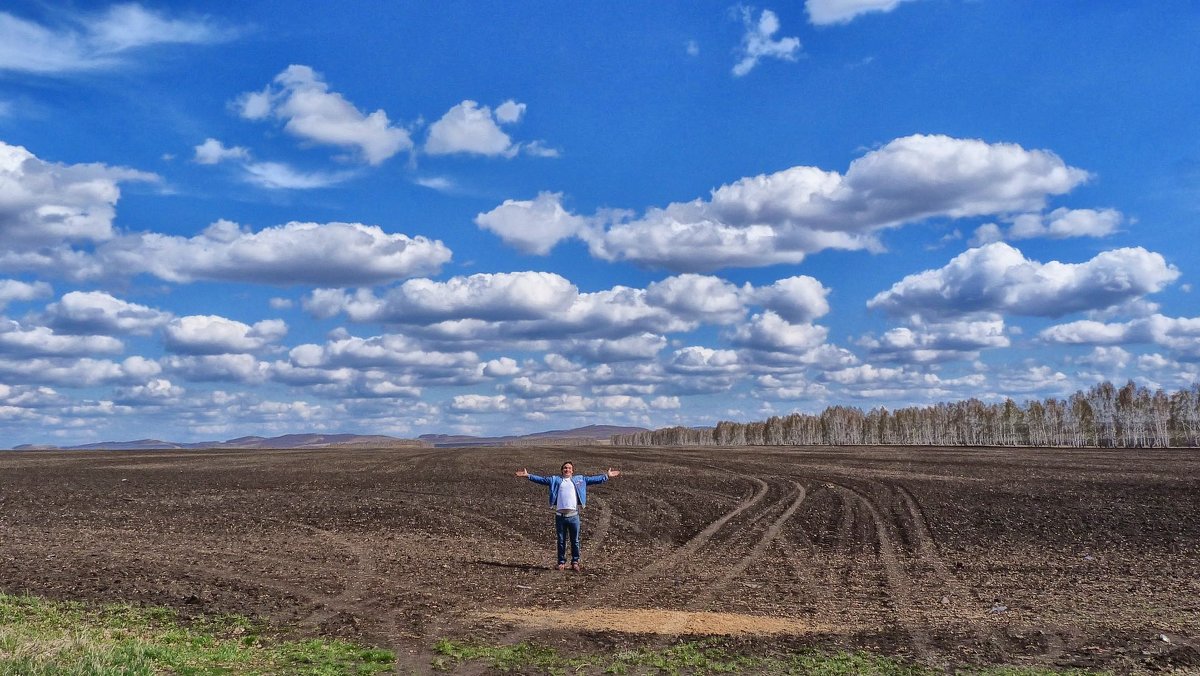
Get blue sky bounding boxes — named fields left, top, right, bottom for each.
left=1, top=1, right=1198, bottom=445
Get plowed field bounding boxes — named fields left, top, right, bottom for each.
left=2, top=445, right=1198, bottom=673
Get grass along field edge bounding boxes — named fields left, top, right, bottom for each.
left=431, top=638, right=1108, bottom=675
left=1, top=592, right=1108, bottom=675
left=0, top=592, right=393, bottom=675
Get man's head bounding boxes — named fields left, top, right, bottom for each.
left=560, top=462, right=574, bottom=478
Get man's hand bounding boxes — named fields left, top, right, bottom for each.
left=515, top=468, right=529, bottom=477
left=607, top=468, right=620, bottom=478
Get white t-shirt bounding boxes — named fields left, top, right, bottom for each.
left=556, top=477, right=579, bottom=512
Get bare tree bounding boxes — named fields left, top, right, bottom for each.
left=610, top=380, right=1200, bottom=449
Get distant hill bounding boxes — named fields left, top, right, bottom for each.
left=217, top=434, right=418, bottom=449
left=60, top=439, right=195, bottom=451
left=7, top=425, right=648, bottom=451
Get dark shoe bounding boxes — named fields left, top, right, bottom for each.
left=571, top=561, right=582, bottom=572
left=556, top=562, right=567, bottom=570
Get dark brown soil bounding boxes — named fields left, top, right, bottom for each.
left=1, top=445, right=1198, bottom=673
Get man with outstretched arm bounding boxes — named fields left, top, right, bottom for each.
left=515, top=462, right=620, bottom=571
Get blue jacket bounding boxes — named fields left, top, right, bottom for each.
left=527, top=472, right=608, bottom=509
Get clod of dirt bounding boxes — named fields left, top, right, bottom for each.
left=1147, top=645, right=1200, bottom=670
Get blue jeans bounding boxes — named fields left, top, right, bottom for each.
left=555, top=512, right=581, bottom=564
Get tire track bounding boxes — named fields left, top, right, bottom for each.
left=293, top=522, right=380, bottom=628
left=777, top=531, right=870, bottom=629
left=587, top=496, right=612, bottom=551
left=685, top=481, right=807, bottom=608
left=823, top=480, right=934, bottom=661
left=620, top=471, right=769, bottom=585
left=448, top=469, right=773, bottom=662
left=414, top=502, right=539, bottom=546
left=241, top=515, right=432, bottom=672
left=891, top=483, right=945, bottom=561
left=571, top=472, right=807, bottom=646
left=889, top=481, right=1059, bottom=666
left=284, top=519, right=433, bottom=676
left=84, top=538, right=418, bottom=644
left=498, top=467, right=767, bottom=596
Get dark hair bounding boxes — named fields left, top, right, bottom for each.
left=561, top=461, right=574, bottom=471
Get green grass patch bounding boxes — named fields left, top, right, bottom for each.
left=432, top=638, right=1107, bottom=675
left=0, top=592, right=393, bottom=675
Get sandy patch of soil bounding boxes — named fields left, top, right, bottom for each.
left=476, top=607, right=849, bottom=636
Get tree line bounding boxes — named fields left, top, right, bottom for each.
left=611, top=381, right=1200, bottom=448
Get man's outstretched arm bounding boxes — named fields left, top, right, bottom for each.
left=584, top=468, right=620, bottom=484
left=516, top=468, right=551, bottom=484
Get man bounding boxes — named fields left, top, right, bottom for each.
left=515, top=462, right=620, bottom=571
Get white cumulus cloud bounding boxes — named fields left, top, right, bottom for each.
left=0, top=319, right=123, bottom=357
left=0, top=141, right=157, bottom=248
left=482, top=357, right=520, bottom=377
left=425, top=99, right=554, bottom=158
left=43, top=291, right=172, bottom=335
left=100, top=220, right=451, bottom=286
left=1039, top=314, right=1200, bottom=360
left=733, top=8, right=801, bottom=77
left=0, top=279, right=51, bottom=309
left=284, top=334, right=479, bottom=379
left=646, top=274, right=747, bottom=324
left=1008, top=207, right=1123, bottom=240
left=974, top=207, right=1123, bottom=245
left=667, top=346, right=740, bottom=374
left=162, top=354, right=268, bottom=383
left=563, top=333, right=668, bottom=363
left=426, top=100, right=516, bottom=157
left=491, top=135, right=1090, bottom=272
left=0, top=356, right=156, bottom=387
left=236, top=64, right=411, bottom=165
left=163, top=315, right=287, bottom=355
left=861, top=318, right=1010, bottom=363
left=651, top=395, right=682, bottom=410
left=310, top=271, right=578, bottom=324
left=193, top=138, right=250, bottom=165
left=474, top=192, right=588, bottom=255
left=728, top=311, right=829, bottom=352
left=868, top=242, right=1179, bottom=319
left=805, top=0, right=921, bottom=25
left=114, top=377, right=184, bottom=405
left=450, top=394, right=509, bottom=413
left=749, top=276, right=831, bottom=323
